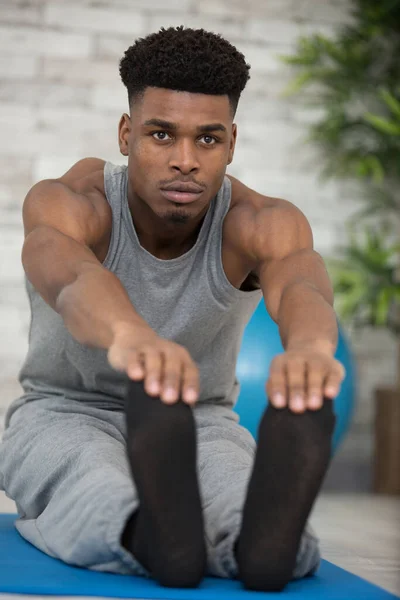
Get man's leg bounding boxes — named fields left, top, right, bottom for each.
left=0, top=397, right=150, bottom=576
left=122, top=381, right=206, bottom=588
left=236, top=400, right=335, bottom=591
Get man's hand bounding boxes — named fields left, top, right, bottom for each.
left=108, top=324, right=200, bottom=405
left=266, top=346, right=346, bottom=413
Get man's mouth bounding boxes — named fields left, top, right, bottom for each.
left=160, top=189, right=203, bottom=204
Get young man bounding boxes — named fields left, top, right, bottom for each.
left=0, top=26, right=345, bottom=591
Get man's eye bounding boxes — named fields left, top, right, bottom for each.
left=201, top=135, right=216, bottom=145
left=151, top=132, right=217, bottom=144
left=152, top=132, right=171, bottom=141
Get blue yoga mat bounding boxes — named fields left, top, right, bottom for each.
left=1, top=514, right=398, bottom=599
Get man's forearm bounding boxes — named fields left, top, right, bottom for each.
left=56, top=265, right=151, bottom=349
left=277, top=281, right=338, bottom=356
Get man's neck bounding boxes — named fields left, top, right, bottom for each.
left=127, top=189, right=209, bottom=260
left=130, top=207, right=206, bottom=260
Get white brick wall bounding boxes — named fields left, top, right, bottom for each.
left=43, top=3, right=147, bottom=35
left=0, top=25, right=92, bottom=58
left=0, top=0, right=394, bottom=444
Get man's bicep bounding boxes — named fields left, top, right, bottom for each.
left=21, top=181, right=103, bottom=308
left=252, top=202, right=333, bottom=320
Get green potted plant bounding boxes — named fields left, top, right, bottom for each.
left=281, top=0, right=400, bottom=493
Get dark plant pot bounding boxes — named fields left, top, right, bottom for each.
left=373, top=387, right=400, bottom=495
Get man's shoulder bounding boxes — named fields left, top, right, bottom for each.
left=56, top=156, right=110, bottom=221
left=226, top=173, right=297, bottom=217
left=54, top=157, right=112, bottom=247
left=58, top=157, right=106, bottom=195
left=226, top=174, right=302, bottom=236
left=225, top=174, right=311, bottom=263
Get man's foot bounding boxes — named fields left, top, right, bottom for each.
left=122, top=381, right=206, bottom=588
left=236, top=400, right=335, bottom=591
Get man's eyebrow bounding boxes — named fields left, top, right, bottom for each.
left=197, top=123, right=227, bottom=134
left=143, top=119, right=178, bottom=130
left=142, top=119, right=227, bottom=134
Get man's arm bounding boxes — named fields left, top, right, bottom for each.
left=21, top=175, right=202, bottom=405
left=253, top=201, right=337, bottom=353
left=251, top=199, right=345, bottom=412
left=22, top=178, right=151, bottom=349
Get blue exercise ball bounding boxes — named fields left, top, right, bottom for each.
left=234, top=300, right=356, bottom=453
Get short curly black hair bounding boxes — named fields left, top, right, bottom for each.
left=119, top=26, right=251, bottom=116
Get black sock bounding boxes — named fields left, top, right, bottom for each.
left=121, top=381, right=206, bottom=588
left=236, top=400, right=335, bottom=591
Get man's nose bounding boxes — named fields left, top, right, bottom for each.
left=169, top=139, right=200, bottom=173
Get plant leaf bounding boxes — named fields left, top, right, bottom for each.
left=281, top=71, right=315, bottom=97
left=379, top=88, right=400, bottom=120
left=363, top=113, right=400, bottom=135
left=374, top=288, right=391, bottom=325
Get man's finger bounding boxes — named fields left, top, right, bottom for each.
left=306, top=360, right=326, bottom=410
left=286, top=358, right=307, bottom=413
left=267, top=356, right=287, bottom=408
left=323, top=361, right=346, bottom=397
left=324, top=376, right=341, bottom=398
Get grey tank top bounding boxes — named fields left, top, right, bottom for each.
left=8, top=162, right=262, bottom=426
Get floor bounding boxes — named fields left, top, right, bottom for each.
left=0, top=490, right=399, bottom=598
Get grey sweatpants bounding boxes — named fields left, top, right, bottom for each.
left=0, top=396, right=320, bottom=579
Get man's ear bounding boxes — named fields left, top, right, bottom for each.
left=118, top=113, right=131, bottom=157
left=228, top=123, right=237, bottom=165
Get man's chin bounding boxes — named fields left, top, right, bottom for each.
left=163, top=210, right=191, bottom=225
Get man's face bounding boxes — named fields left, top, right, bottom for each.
left=118, top=87, right=237, bottom=226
